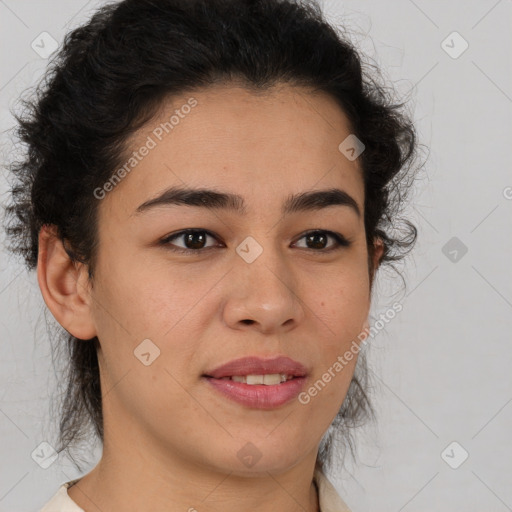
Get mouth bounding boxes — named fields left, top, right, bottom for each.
left=211, top=374, right=297, bottom=384
left=204, top=355, right=308, bottom=379
left=202, top=356, right=309, bottom=409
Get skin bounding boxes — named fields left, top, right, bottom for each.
left=38, top=82, right=383, bottom=512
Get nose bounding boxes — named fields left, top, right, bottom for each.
left=222, top=247, right=305, bottom=335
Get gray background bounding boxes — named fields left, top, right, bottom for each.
left=1, top=0, right=511, bottom=510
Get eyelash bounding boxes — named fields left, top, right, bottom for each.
left=159, top=229, right=352, bottom=255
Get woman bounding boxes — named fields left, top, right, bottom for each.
left=4, top=0, right=420, bottom=510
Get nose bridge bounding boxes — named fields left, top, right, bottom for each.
left=236, top=232, right=293, bottom=298
left=223, top=232, right=304, bottom=332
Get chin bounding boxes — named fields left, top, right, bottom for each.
left=210, top=437, right=309, bottom=477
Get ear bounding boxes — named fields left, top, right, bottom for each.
left=368, top=236, right=384, bottom=286
left=372, top=236, right=384, bottom=271
left=37, top=224, right=97, bottom=340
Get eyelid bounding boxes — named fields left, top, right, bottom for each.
left=160, top=228, right=351, bottom=254
left=159, top=229, right=222, bottom=252
left=292, top=230, right=351, bottom=250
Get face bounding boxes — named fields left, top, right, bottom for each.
left=84, top=83, right=378, bottom=476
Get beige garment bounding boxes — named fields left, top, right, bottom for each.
left=40, top=467, right=352, bottom=512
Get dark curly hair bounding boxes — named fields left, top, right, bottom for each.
left=3, top=0, right=424, bottom=474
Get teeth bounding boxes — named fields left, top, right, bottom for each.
left=229, top=374, right=291, bottom=385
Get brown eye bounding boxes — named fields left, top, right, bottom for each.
left=160, top=228, right=351, bottom=255
left=182, top=231, right=208, bottom=250
left=160, top=229, right=221, bottom=253
left=293, top=230, right=351, bottom=251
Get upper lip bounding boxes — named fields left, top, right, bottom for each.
left=204, top=356, right=308, bottom=379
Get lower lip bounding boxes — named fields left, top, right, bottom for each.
left=203, top=376, right=307, bottom=409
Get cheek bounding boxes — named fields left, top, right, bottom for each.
left=90, top=262, right=205, bottom=412
left=92, top=251, right=194, bottom=338
left=90, top=256, right=220, bottom=383
left=314, top=264, right=370, bottom=341
left=297, top=348, right=359, bottom=435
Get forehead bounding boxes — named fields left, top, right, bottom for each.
left=98, top=83, right=364, bottom=222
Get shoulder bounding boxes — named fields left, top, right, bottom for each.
left=39, top=479, right=84, bottom=512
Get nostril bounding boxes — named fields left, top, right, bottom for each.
left=241, top=319, right=255, bottom=325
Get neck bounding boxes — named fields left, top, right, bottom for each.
left=67, top=431, right=320, bottom=512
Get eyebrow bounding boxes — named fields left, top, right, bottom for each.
left=135, top=186, right=361, bottom=218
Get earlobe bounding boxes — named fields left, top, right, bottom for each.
left=37, top=225, right=97, bottom=340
